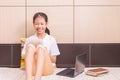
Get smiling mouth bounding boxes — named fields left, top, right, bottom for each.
left=36, top=28, right=42, bottom=31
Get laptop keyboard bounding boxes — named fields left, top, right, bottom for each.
left=57, top=68, right=74, bottom=77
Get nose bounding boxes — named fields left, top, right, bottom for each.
left=38, top=24, right=42, bottom=28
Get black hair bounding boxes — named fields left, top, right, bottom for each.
left=33, top=12, right=50, bottom=35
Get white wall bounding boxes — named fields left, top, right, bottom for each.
left=0, top=0, right=120, bottom=43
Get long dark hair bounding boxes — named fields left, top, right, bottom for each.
left=33, top=12, right=50, bottom=35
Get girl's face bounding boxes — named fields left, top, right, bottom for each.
left=33, top=16, right=48, bottom=34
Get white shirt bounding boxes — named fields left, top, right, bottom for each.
left=22, top=34, right=60, bottom=56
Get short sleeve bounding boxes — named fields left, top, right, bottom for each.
left=50, top=38, right=60, bottom=56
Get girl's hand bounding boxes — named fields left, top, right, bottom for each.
left=29, top=39, right=43, bottom=46
left=49, top=55, right=57, bottom=63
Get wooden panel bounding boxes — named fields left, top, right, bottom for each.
left=27, top=7, right=73, bottom=43
left=0, top=0, right=25, bottom=6
left=91, top=44, right=120, bottom=66
left=75, top=6, right=120, bottom=43
left=12, top=44, right=21, bottom=67
left=56, top=44, right=75, bottom=67
left=0, top=44, right=120, bottom=67
left=75, top=0, right=120, bottom=5
left=27, top=0, right=73, bottom=6
left=0, top=44, right=11, bottom=66
left=0, top=7, right=25, bottom=43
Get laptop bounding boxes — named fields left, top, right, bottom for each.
left=56, top=52, right=87, bottom=78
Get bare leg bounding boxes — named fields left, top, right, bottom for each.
left=25, top=44, right=35, bottom=80
left=32, top=45, right=55, bottom=80
left=34, top=46, right=45, bottom=80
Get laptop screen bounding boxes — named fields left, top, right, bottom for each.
left=56, top=52, right=88, bottom=77
left=74, top=52, right=87, bottom=76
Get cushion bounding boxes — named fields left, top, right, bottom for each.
left=20, top=38, right=26, bottom=69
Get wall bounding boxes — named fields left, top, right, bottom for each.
left=0, top=0, right=120, bottom=43
left=0, top=0, right=120, bottom=67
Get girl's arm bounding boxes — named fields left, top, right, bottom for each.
left=49, top=55, right=57, bottom=63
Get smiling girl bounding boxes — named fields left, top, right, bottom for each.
left=22, top=12, right=60, bottom=80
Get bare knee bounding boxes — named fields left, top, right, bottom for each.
left=36, top=47, right=44, bottom=55
left=36, top=45, right=46, bottom=53
left=26, top=44, right=36, bottom=53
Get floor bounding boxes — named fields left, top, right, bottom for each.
left=0, top=67, right=120, bottom=80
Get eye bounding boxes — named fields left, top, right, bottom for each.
left=34, top=23, right=39, bottom=26
left=41, top=23, right=45, bottom=25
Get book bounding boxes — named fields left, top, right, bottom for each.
left=85, top=68, right=109, bottom=77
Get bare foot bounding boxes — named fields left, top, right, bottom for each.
left=34, top=76, right=41, bottom=80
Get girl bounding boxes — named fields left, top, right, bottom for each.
left=22, top=12, right=60, bottom=80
